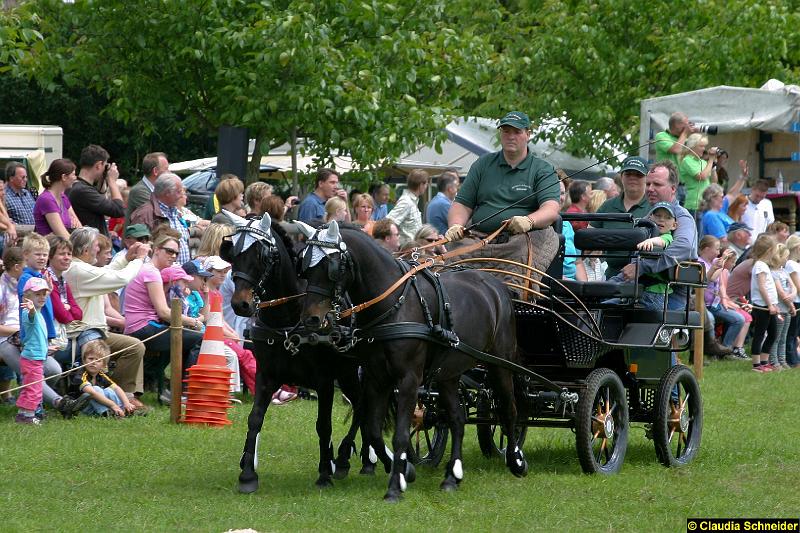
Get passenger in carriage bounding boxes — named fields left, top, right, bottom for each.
left=617, top=161, right=698, bottom=311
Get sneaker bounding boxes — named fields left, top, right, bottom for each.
left=752, top=366, right=765, bottom=373
left=2, top=396, right=16, bottom=406
left=15, top=413, right=42, bottom=425
left=271, top=387, right=298, bottom=405
left=760, top=364, right=774, bottom=372
left=732, top=347, right=749, bottom=360
left=782, top=363, right=792, bottom=370
left=57, top=393, right=92, bottom=419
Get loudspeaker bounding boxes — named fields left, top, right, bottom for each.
left=216, top=125, right=248, bottom=180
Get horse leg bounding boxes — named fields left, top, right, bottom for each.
left=437, top=378, right=466, bottom=492
left=333, top=369, right=361, bottom=480
left=491, top=368, right=527, bottom=478
left=360, top=367, right=393, bottom=476
left=238, top=369, right=278, bottom=493
left=385, top=372, right=418, bottom=503
left=315, top=380, right=336, bottom=489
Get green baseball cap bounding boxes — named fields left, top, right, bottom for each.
left=620, top=156, right=648, bottom=176
left=648, top=201, right=676, bottom=218
left=124, top=224, right=151, bottom=238
left=497, top=111, right=531, bottom=130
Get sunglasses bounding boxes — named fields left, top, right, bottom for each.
left=424, top=237, right=438, bottom=243
left=136, top=236, right=150, bottom=243
left=160, top=247, right=179, bottom=256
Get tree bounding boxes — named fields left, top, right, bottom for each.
left=9, top=0, right=493, bottom=188
left=468, top=0, right=800, bottom=160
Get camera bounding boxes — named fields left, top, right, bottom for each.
left=694, top=123, right=718, bottom=135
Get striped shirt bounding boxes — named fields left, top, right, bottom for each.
left=157, top=200, right=191, bottom=265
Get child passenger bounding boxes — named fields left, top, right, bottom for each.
left=608, top=202, right=678, bottom=310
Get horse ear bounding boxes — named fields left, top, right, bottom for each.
left=259, top=212, right=273, bottom=232
left=328, top=220, right=340, bottom=241
left=295, top=220, right=316, bottom=239
left=226, top=210, right=247, bottom=227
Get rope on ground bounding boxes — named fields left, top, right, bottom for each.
left=3, top=327, right=172, bottom=395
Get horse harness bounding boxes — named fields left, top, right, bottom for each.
left=295, top=229, right=572, bottom=397
left=229, top=219, right=281, bottom=307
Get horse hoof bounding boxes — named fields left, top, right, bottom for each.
left=507, top=454, right=529, bottom=478
left=238, top=479, right=259, bottom=494
left=359, top=464, right=376, bottom=476
left=315, top=477, right=334, bottom=489
left=440, top=480, right=459, bottom=493
left=384, top=492, right=402, bottom=503
left=333, top=466, right=350, bottom=480
left=511, top=460, right=529, bottom=478
left=404, top=462, right=416, bottom=484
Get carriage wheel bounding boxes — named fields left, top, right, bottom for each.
left=407, top=399, right=448, bottom=467
left=476, top=396, right=528, bottom=458
left=575, top=368, right=628, bottom=474
left=653, top=365, right=703, bottom=467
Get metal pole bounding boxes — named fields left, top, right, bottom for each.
left=170, top=298, right=183, bottom=423
left=693, top=288, right=705, bottom=379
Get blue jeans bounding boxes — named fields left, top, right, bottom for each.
left=82, top=385, right=123, bottom=416
left=708, top=304, right=745, bottom=347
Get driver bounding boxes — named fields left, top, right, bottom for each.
left=445, top=111, right=561, bottom=296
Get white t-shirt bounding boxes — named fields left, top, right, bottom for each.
left=785, top=259, right=800, bottom=303
left=750, top=260, right=778, bottom=306
left=741, top=198, right=774, bottom=244
left=771, top=267, right=793, bottom=313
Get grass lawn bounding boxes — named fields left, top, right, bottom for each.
left=0, top=359, right=798, bottom=533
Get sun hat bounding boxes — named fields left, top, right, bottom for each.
left=161, top=265, right=193, bottom=284
left=203, top=255, right=231, bottom=271
left=23, top=277, right=50, bottom=293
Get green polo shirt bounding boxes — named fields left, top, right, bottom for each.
left=654, top=130, right=680, bottom=170
left=591, top=193, right=651, bottom=278
left=679, top=155, right=709, bottom=211
left=455, top=149, right=559, bottom=232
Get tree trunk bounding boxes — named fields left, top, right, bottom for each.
left=246, top=132, right=265, bottom=185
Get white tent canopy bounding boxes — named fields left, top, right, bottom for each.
left=639, top=82, right=800, bottom=182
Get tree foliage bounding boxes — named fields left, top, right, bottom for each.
left=470, top=0, right=800, bottom=159
left=7, top=0, right=493, bottom=184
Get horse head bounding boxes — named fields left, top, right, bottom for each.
left=296, top=220, right=354, bottom=332
left=220, top=212, right=279, bottom=317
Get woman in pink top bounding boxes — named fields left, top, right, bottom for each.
left=123, top=235, right=203, bottom=374
left=33, top=159, right=82, bottom=238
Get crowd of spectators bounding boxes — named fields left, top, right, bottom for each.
left=3, top=122, right=798, bottom=423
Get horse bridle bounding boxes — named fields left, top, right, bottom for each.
left=229, top=220, right=281, bottom=305
left=300, top=232, right=352, bottom=301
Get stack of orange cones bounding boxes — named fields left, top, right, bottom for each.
left=181, top=292, right=234, bottom=426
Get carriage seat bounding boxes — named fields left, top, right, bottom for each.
left=552, top=279, right=641, bottom=299
left=623, top=308, right=702, bottom=327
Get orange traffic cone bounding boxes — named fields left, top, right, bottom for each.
left=181, top=292, right=234, bottom=426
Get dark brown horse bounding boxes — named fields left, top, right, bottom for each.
left=295, top=220, right=526, bottom=502
left=220, top=213, right=390, bottom=493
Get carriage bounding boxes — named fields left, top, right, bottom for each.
left=405, top=212, right=706, bottom=475
left=226, top=209, right=706, bottom=500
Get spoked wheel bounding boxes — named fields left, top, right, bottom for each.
left=476, top=395, right=528, bottom=458
left=407, top=399, right=448, bottom=466
left=653, top=364, right=703, bottom=467
left=575, top=368, right=628, bottom=474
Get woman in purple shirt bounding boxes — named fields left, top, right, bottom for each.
left=33, top=158, right=82, bottom=238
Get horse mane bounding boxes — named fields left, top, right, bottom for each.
left=271, top=221, right=298, bottom=263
